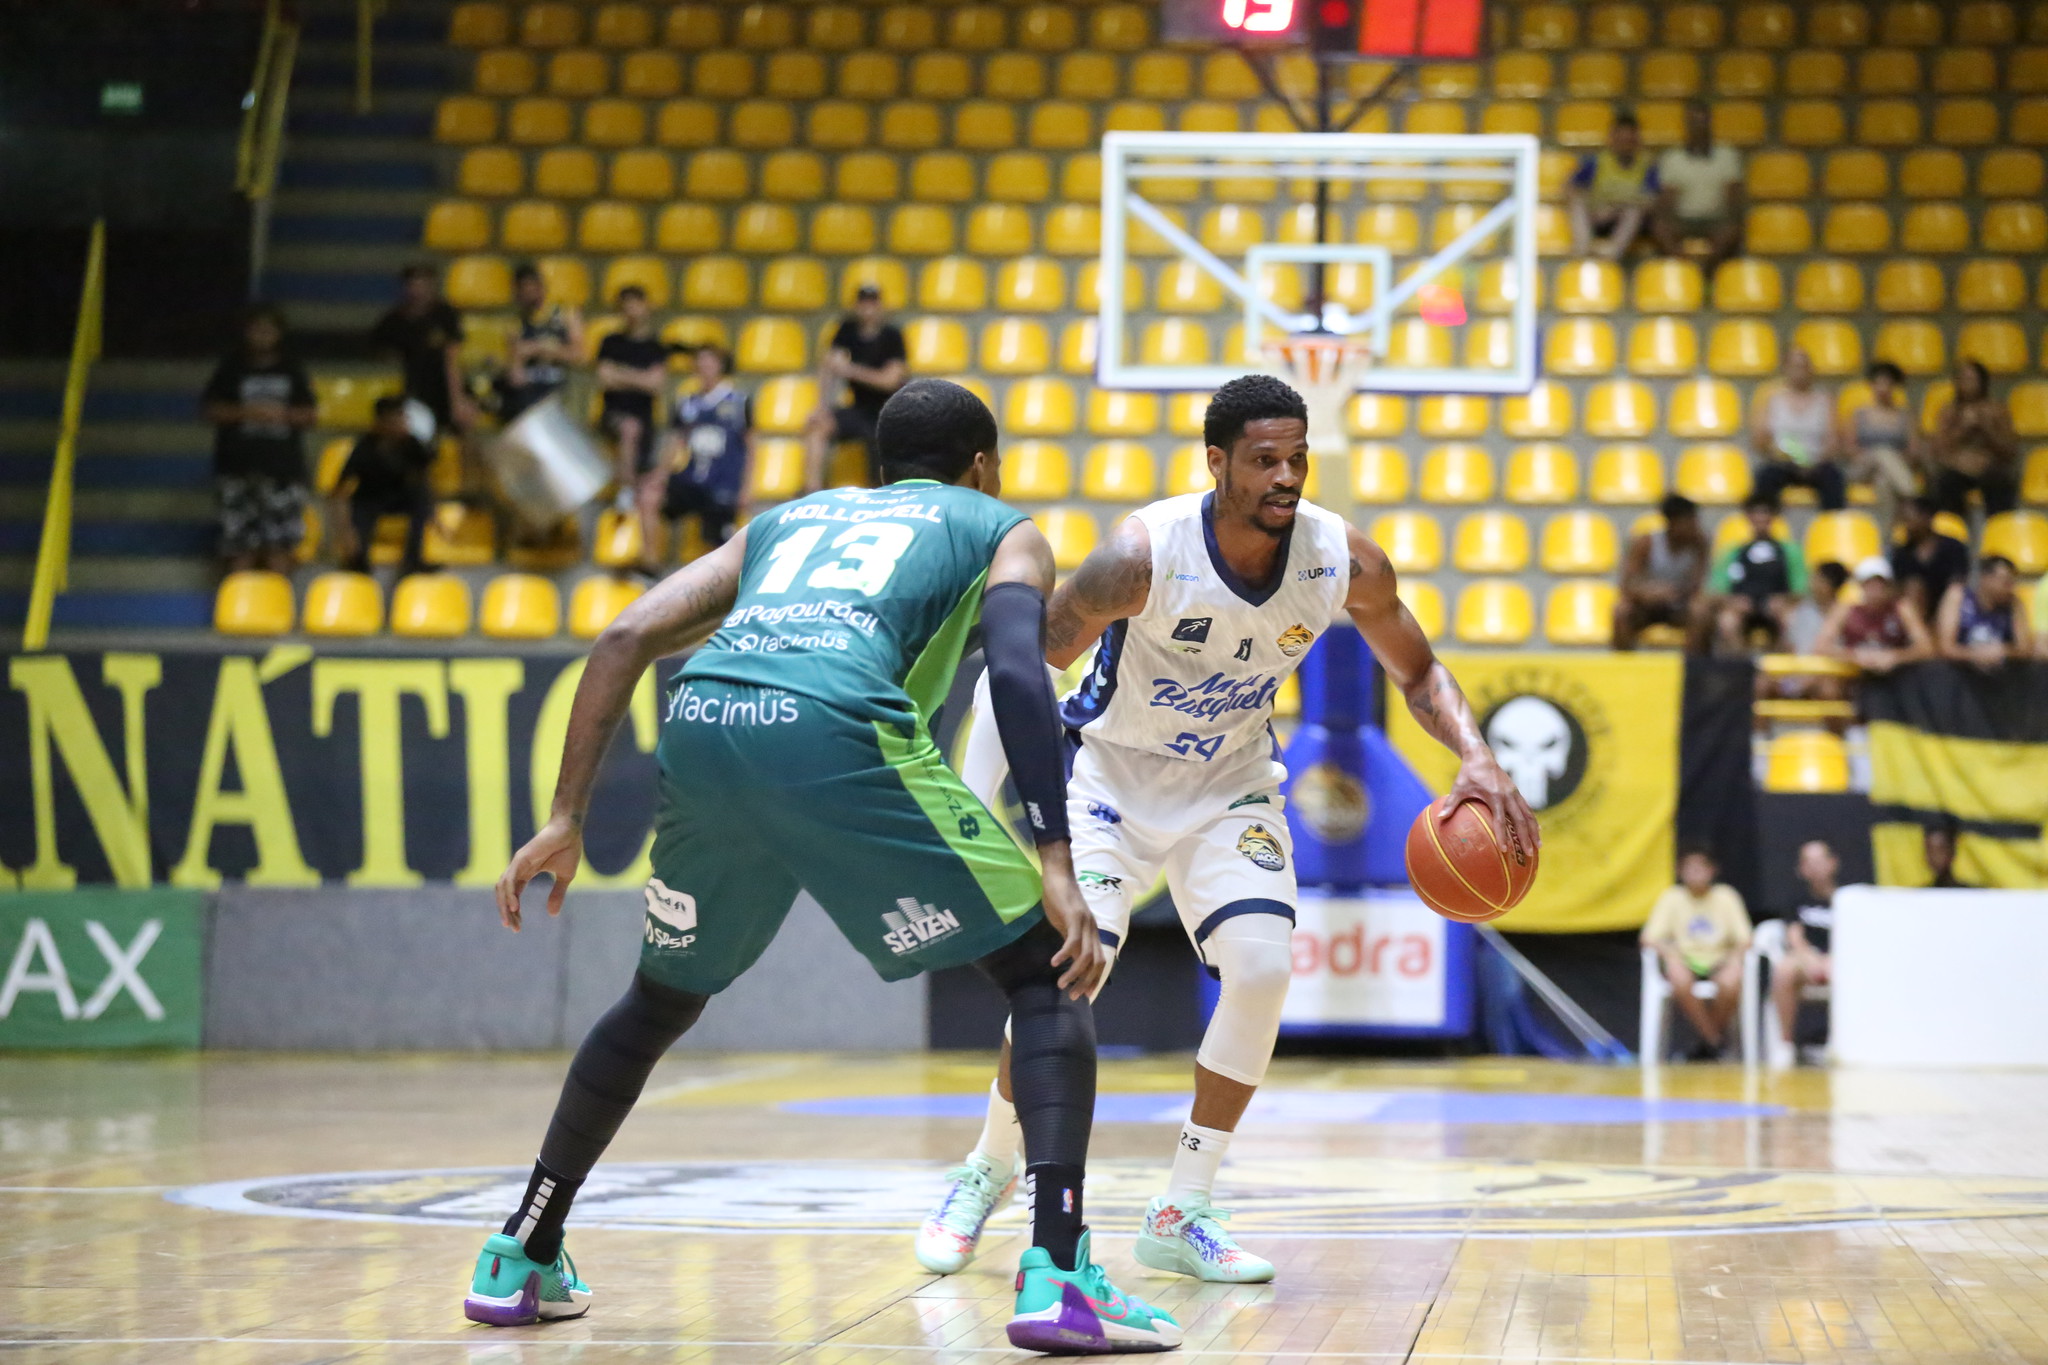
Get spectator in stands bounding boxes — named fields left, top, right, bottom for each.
left=1614, top=493, right=1709, bottom=652
left=1888, top=495, right=1972, bottom=617
left=1567, top=111, right=1658, bottom=261
left=1816, top=557, right=1933, bottom=674
left=498, top=262, right=581, bottom=424
left=1708, top=495, right=1806, bottom=653
left=1839, top=361, right=1921, bottom=538
left=371, top=265, right=470, bottom=435
left=1930, top=360, right=2020, bottom=520
left=1770, top=839, right=1836, bottom=1065
left=331, top=395, right=436, bottom=577
left=1650, top=100, right=1744, bottom=272
left=1785, top=561, right=1850, bottom=657
left=657, top=345, right=753, bottom=554
left=202, top=303, right=317, bottom=575
left=1937, top=554, right=2033, bottom=669
left=1751, top=347, right=1846, bottom=512
left=1925, top=817, right=1968, bottom=888
left=594, top=284, right=673, bottom=576
left=804, top=283, right=907, bottom=490
left=1641, top=842, right=1752, bottom=1060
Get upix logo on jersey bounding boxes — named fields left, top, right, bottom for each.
left=882, top=898, right=961, bottom=956
left=643, top=879, right=698, bottom=950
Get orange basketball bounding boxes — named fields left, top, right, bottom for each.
left=1404, top=799, right=1539, bottom=923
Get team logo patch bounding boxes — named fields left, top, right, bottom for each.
left=1275, top=623, right=1315, bottom=658
left=643, top=879, right=698, bottom=950
left=1236, top=824, right=1287, bottom=872
left=1076, top=871, right=1124, bottom=893
left=1171, top=617, right=1213, bottom=643
left=1087, top=802, right=1123, bottom=827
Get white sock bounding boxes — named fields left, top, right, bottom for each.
left=1166, top=1122, right=1232, bottom=1201
left=971, top=1081, right=1020, bottom=1175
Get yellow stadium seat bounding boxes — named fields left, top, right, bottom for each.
left=1502, top=382, right=1574, bottom=439
left=985, top=153, right=1052, bottom=205
left=1883, top=0, right=1946, bottom=43
left=654, top=204, right=720, bottom=255
left=1823, top=203, right=1893, bottom=254
left=532, top=256, right=588, bottom=309
left=1137, top=319, right=1209, bottom=367
left=1933, top=98, right=2000, bottom=144
left=1371, top=511, right=1443, bottom=572
left=214, top=570, right=294, bottom=635
left=678, top=255, right=747, bottom=310
left=475, top=47, right=536, bottom=95
left=734, top=437, right=800, bottom=503
left=833, top=154, right=900, bottom=205
left=546, top=48, right=609, bottom=98
left=1931, top=46, right=1997, bottom=93
left=600, top=255, right=671, bottom=308
left=896, top=316, right=965, bottom=374
left=1984, top=202, right=2048, bottom=251
left=1957, top=0, right=2017, bottom=43
left=1591, top=2, right=1652, bottom=47
left=690, top=51, right=754, bottom=99
left=1079, top=442, right=1157, bottom=502
left=423, top=200, right=491, bottom=252
left=1553, top=100, right=1613, bottom=146
left=1404, top=99, right=1469, bottom=136
left=1785, top=51, right=1847, bottom=96
left=1385, top=319, right=1455, bottom=371
left=1785, top=261, right=1860, bottom=316
left=734, top=2, right=794, bottom=49
left=913, top=256, right=982, bottom=311
left=1085, top=390, right=1157, bottom=438
left=1047, top=52, right=1113, bottom=101
left=1541, top=511, right=1622, bottom=573
left=1958, top=321, right=2030, bottom=373
left=303, top=572, right=382, bottom=637
left=1856, top=49, right=1921, bottom=94
left=567, top=576, right=643, bottom=640
left=976, top=318, right=1048, bottom=376
left=1546, top=319, right=1616, bottom=375
left=1706, top=319, right=1781, bottom=376
left=988, top=257, right=1064, bottom=314
left=1161, top=443, right=1208, bottom=497
left=1675, top=443, right=1753, bottom=503
left=1746, top=205, right=1814, bottom=255
left=1394, top=580, right=1443, bottom=640
left=585, top=103, right=647, bottom=152
left=730, top=316, right=803, bottom=374
left=1584, top=380, right=1656, bottom=439
left=1493, top=52, right=1555, bottom=97
left=1453, top=512, right=1532, bottom=573
left=1624, top=262, right=1699, bottom=318
left=1005, top=378, right=1077, bottom=437
left=1419, top=444, right=1495, bottom=503
left=906, top=55, right=968, bottom=101
left=729, top=202, right=801, bottom=255
left=1811, top=1, right=1873, bottom=45
left=1520, top=4, right=1581, bottom=48
left=1478, top=101, right=1543, bottom=138
left=951, top=101, right=1016, bottom=153
left=1034, top=508, right=1097, bottom=572
left=730, top=100, right=795, bottom=151
left=757, top=256, right=823, bottom=312
left=664, top=4, right=720, bottom=48
left=2009, top=383, right=2048, bottom=437
left=1712, top=99, right=1770, bottom=146
left=1588, top=443, right=1666, bottom=503
left=456, top=148, right=523, bottom=198
left=498, top=199, right=566, bottom=252
left=445, top=254, right=512, bottom=309
left=749, top=376, right=816, bottom=435
left=389, top=573, right=472, bottom=640
left=960, top=205, right=1030, bottom=257
left=1982, top=511, right=2048, bottom=572
left=655, top=99, right=717, bottom=149
left=1454, top=581, right=1535, bottom=645
left=2020, top=452, right=2048, bottom=507
left=885, top=205, right=952, bottom=256
left=1806, top=511, right=1883, bottom=567
left=1639, top=50, right=1703, bottom=97
left=1714, top=259, right=1785, bottom=312
left=504, top=96, right=569, bottom=146
left=1735, top=3, right=1798, bottom=46
left=1338, top=394, right=1404, bottom=441
left=1791, top=320, right=1864, bottom=376
left=1898, top=149, right=1966, bottom=199
left=1872, top=320, right=1948, bottom=374
left=451, top=2, right=508, bottom=46
left=1002, top=441, right=1072, bottom=501
left=579, top=201, right=646, bottom=252
left=681, top=150, right=745, bottom=201
left=1783, top=99, right=1847, bottom=145
left=906, top=153, right=974, bottom=205
left=1092, top=3, right=1150, bottom=51
left=1748, top=150, right=1813, bottom=199
left=799, top=3, right=862, bottom=50
left=1033, top=204, right=1098, bottom=259
left=606, top=150, right=673, bottom=201
left=1354, top=204, right=1420, bottom=253
left=1715, top=51, right=1775, bottom=95
left=1411, top=396, right=1486, bottom=441
left=1666, top=3, right=1726, bottom=46
left=1627, top=317, right=1699, bottom=375
left=878, top=101, right=942, bottom=151
left=478, top=572, right=561, bottom=639
left=1821, top=150, right=1888, bottom=199
left=1900, top=202, right=1971, bottom=252
left=2016, top=98, right=2048, bottom=143
left=520, top=2, right=580, bottom=46
left=1018, top=4, right=1076, bottom=52
left=532, top=147, right=598, bottom=199
left=948, top=4, right=1008, bottom=50
left=837, top=51, right=899, bottom=100
left=592, top=2, right=652, bottom=48
left=1764, top=730, right=1850, bottom=793
left=1554, top=259, right=1623, bottom=314
left=1669, top=378, right=1744, bottom=437
left=1545, top=579, right=1620, bottom=646
left=877, top=4, right=935, bottom=50
left=808, top=204, right=874, bottom=255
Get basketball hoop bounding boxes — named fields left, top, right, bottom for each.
left=1261, top=333, right=1373, bottom=462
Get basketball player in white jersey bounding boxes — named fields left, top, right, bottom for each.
left=915, top=374, right=1539, bottom=1282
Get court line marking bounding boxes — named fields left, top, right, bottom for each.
left=0, top=1185, right=171, bottom=1194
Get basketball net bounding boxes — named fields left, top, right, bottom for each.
left=1260, top=334, right=1373, bottom=523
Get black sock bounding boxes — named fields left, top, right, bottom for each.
left=1026, top=1161, right=1085, bottom=1271
left=502, top=1158, right=582, bottom=1265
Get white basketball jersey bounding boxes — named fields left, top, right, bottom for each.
left=1058, top=492, right=1350, bottom=763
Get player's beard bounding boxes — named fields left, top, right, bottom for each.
left=1221, top=465, right=1294, bottom=540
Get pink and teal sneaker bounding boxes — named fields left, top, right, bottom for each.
left=1134, top=1194, right=1274, bottom=1283
left=1007, top=1230, right=1182, bottom=1354
left=463, top=1233, right=592, bottom=1326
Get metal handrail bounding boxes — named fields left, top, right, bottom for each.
left=22, top=220, right=108, bottom=652
left=237, top=0, right=301, bottom=291
left=356, top=0, right=385, bottom=113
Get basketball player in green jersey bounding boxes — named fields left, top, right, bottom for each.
left=466, top=379, right=1181, bottom=1355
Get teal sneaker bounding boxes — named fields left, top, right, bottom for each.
left=1007, top=1229, right=1181, bottom=1354
left=1133, top=1194, right=1275, bottom=1283
left=915, top=1153, right=1016, bottom=1274
left=463, top=1233, right=592, bottom=1326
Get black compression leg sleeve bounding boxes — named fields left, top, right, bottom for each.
left=976, top=919, right=1095, bottom=1270
left=503, top=970, right=708, bottom=1263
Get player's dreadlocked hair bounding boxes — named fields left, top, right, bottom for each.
left=875, top=378, right=999, bottom=485
left=1203, top=373, right=1309, bottom=453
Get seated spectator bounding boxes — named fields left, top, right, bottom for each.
left=1709, top=495, right=1806, bottom=653
left=498, top=262, right=581, bottom=424
left=1784, top=560, right=1849, bottom=656
left=1929, top=360, right=2020, bottom=520
left=1567, top=111, right=1658, bottom=261
left=1887, top=495, right=1971, bottom=617
left=1937, top=554, right=2033, bottom=669
left=594, top=285, right=673, bottom=575
left=1750, top=347, right=1845, bottom=511
left=202, top=303, right=317, bottom=575
left=1838, top=361, right=1920, bottom=537
left=1817, top=557, right=1933, bottom=675
left=1770, top=839, right=1836, bottom=1066
left=658, top=345, right=753, bottom=553
left=1614, top=493, right=1709, bottom=652
left=1925, top=817, right=1969, bottom=888
left=805, top=283, right=907, bottom=491
left=331, top=395, right=436, bottom=577
left=1650, top=100, right=1744, bottom=272
left=371, top=264, right=471, bottom=436
left=1641, top=842, right=1752, bottom=1060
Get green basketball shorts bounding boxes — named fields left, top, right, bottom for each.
left=637, top=678, right=1046, bottom=996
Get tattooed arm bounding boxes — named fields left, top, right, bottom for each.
left=1342, top=522, right=1540, bottom=851
left=496, top=527, right=749, bottom=929
left=1043, top=515, right=1153, bottom=669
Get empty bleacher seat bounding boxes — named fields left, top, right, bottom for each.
left=569, top=576, right=644, bottom=639
left=1454, top=512, right=1532, bottom=572
left=753, top=376, right=818, bottom=432
left=1872, top=319, right=1948, bottom=373
left=1546, top=580, right=1619, bottom=645
left=1503, top=381, right=1575, bottom=439
left=1080, top=442, right=1158, bottom=501
left=1794, top=259, right=1867, bottom=312
left=214, top=571, right=294, bottom=635
left=1957, top=320, right=2030, bottom=373
left=1455, top=582, right=1536, bottom=645
left=479, top=574, right=560, bottom=639
left=1352, top=443, right=1410, bottom=503
left=1555, top=259, right=1624, bottom=313
left=1669, top=378, right=1745, bottom=437
left=1542, top=511, right=1621, bottom=573
left=1900, top=149, right=1966, bottom=198
left=1590, top=443, right=1666, bottom=502
left=390, top=573, right=472, bottom=639
left=1793, top=320, right=1865, bottom=375
left=1034, top=507, right=1097, bottom=571
left=1586, top=380, right=1658, bottom=438
left=1547, top=319, right=1617, bottom=375
left=1764, top=730, right=1851, bottom=792
left=1004, top=441, right=1073, bottom=500
left=1981, top=511, right=2048, bottom=572
left=1714, top=259, right=1785, bottom=311
left=1372, top=511, right=1444, bottom=572
left=303, top=572, right=382, bottom=637
left=1677, top=443, right=1754, bottom=503
left=1806, top=511, right=1883, bottom=566
left=1628, top=317, right=1700, bottom=375
left=1984, top=202, right=2048, bottom=251
left=1901, top=202, right=1971, bottom=252
left=1419, top=444, right=1495, bottom=503
left=451, top=3, right=509, bottom=46
left=1707, top=319, right=1781, bottom=376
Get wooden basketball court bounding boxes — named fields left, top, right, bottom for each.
left=5, top=1051, right=2045, bottom=1363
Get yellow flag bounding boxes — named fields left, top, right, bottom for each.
left=1387, top=652, right=1682, bottom=932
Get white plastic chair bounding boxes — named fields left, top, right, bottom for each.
left=1753, top=917, right=1831, bottom=1066
left=1639, top=941, right=1760, bottom=1067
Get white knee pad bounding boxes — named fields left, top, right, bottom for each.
left=1194, top=911, right=1295, bottom=1087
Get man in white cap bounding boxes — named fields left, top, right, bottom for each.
left=1815, top=556, right=1933, bottom=674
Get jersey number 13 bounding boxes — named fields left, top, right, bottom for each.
left=756, top=521, right=915, bottom=597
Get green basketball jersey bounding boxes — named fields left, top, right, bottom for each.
left=682, top=480, right=1027, bottom=726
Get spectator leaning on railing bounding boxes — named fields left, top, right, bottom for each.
left=1816, top=557, right=1934, bottom=678
left=1937, top=554, right=2033, bottom=669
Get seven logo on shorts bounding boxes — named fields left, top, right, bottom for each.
left=882, top=898, right=961, bottom=956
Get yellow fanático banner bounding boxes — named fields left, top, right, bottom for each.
left=1387, top=652, right=1683, bottom=933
